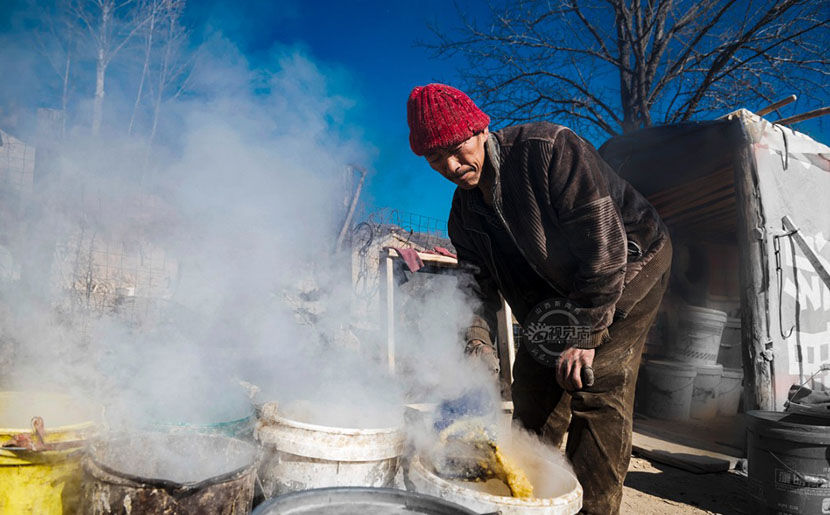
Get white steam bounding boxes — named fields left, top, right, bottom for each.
left=0, top=28, right=500, bottom=444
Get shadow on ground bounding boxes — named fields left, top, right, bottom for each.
left=624, top=461, right=749, bottom=514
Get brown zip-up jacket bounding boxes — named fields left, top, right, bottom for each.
left=449, top=122, right=671, bottom=350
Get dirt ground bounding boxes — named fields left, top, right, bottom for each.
left=622, top=456, right=748, bottom=514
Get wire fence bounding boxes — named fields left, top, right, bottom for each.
left=362, top=208, right=451, bottom=249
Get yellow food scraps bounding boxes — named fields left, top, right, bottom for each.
left=490, top=444, right=534, bottom=498
left=436, top=420, right=534, bottom=499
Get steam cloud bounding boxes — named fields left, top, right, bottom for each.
left=0, top=23, right=498, bottom=437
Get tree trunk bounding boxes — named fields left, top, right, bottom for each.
left=129, top=7, right=156, bottom=136
left=61, top=50, right=71, bottom=139
left=92, top=48, right=106, bottom=136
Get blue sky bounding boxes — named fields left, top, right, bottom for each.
left=184, top=0, right=489, bottom=225
left=185, top=0, right=829, bottom=226
left=1, top=0, right=827, bottom=227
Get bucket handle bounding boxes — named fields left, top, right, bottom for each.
left=785, top=362, right=830, bottom=411
left=768, top=450, right=828, bottom=488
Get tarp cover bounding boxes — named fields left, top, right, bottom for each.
left=746, top=112, right=830, bottom=404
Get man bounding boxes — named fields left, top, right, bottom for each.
left=407, top=83, right=671, bottom=514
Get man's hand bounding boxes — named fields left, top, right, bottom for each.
left=556, top=347, right=595, bottom=391
left=466, top=339, right=500, bottom=376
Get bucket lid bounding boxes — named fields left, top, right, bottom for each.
left=644, top=360, right=698, bottom=377
left=253, top=487, right=478, bottom=515
left=721, top=368, right=743, bottom=378
left=747, top=410, right=830, bottom=445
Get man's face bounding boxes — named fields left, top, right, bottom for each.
left=425, top=129, right=489, bottom=190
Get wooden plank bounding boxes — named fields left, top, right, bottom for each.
left=631, top=431, right=734, bottom=474
left=385, top=248, right=459, bottom=266
left=653, top=184, right=734, bottom=219
left=648, top=167, right=733, bottom=206
left=734, top=142, right=775, bottom=411
left=783, top=215, right=830, bottom=290
left=682, top=211, right=738, bottom=235
left=663, top=197, right=735, bottom=226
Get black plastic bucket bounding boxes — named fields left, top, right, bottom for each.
left=253, top=487, right=479, bottom=514
left=746, top=411, right=830, bottom=514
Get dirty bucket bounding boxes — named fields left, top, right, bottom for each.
left=665, top=305, right=727, bottom=366
left=406, top=451, right=582, bottom=515
left=717, top=317, right=742, bottom=369
left=81, top=432, right=258, bottom=514
left=255, top=402, right=405, bottom=497
left=717, top=368, right=744, bottom=416
left=690, top=363, right=723, bottom=420
left=746, top=411, right=830, bottom=514
left=640, top=360, right=697, bottom=420
left=0, top=391, right=96, bottom=514
left=253, top=487, right=478, bottom=514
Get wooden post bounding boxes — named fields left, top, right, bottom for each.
left=775, top=106, right=830, bottom=126
left=380, top=253, right=396, bottom=373
left=734, top=132, right=775, bottom=411
left=756, top=95, right=797, bottom=117
left=496, top=297, right=516, bottom=396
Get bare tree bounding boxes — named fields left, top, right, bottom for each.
left=427, top=0, right=829, bottom=137
left=33, top=1, right=78, bottom=138
left=70, top=0, right=149, bottom=135
left=147, top=0, right=191, bottom=149
left=128, top=0, right=163, bottom=136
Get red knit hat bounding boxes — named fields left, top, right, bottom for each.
left=407, top=83, right=490, bottom=156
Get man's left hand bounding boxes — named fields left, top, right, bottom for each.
left=556, top=347, right=595, bottom=391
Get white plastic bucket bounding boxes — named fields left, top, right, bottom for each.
left=690, top=364, right=723, bottom=420
left=717, top=368, right=743, bottom=416
left=641, top=360, right=697, bottom=420
left=254, top=402, right=405, bottom=497
left=717, top=318, right=742, bottom=369
left=666, top=306, right=727, bottom=366
left=406, top=454, right=582, bottom=515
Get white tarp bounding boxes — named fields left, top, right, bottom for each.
left=748, top=114, right=830, bottom=407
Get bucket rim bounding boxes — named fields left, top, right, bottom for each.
left=84, top=433, right=260, bottom=490
left=644, top=360, right=698, bottom=377
left=252, top=487, right=480, bottom=515
left=746, top=410, right=830, bottom=444
left=679, top=305, right=728, bottom=319
left=0, top=391, right=98, bottom=431
left=259, top=403, right=404, bottom=435
left=408, top=454, right=583, bottom=508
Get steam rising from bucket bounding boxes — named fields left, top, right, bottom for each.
left=0, top=26, right=500, bottom=454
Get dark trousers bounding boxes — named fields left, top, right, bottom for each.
left=512, top=269, right=669, bottom=514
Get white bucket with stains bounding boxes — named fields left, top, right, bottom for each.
left=406, top=451, right=582, bottom=515
left=717, top=368, right=744, bottom=416
left=641, top=359, right=697, bottom=420
left=666, top=305, right=728, bottom=366
left=255, top=402, right=405, bottom=497
left=690, top=363, right=723, bottom=420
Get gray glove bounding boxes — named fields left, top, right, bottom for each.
left=465, top=340, right=500, bottom=376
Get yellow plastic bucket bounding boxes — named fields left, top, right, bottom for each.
left=0, top=391, right=95, bottom=514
